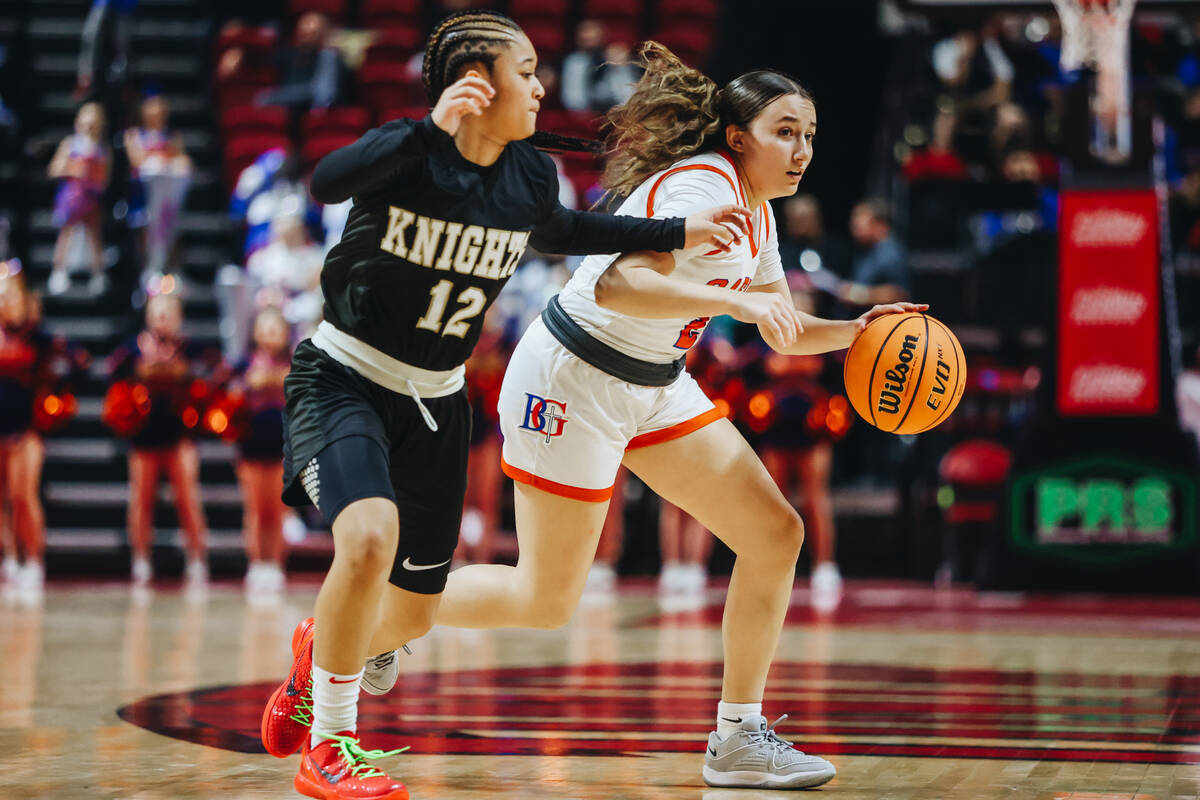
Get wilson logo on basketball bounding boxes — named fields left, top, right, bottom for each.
left=877, top=334, right=920, bottom=415
left=926, top=347, right=951, bottom=410
left=1069, top=209, right=1149, bottom=248
left=1068, top=286, right=1148, bottom=325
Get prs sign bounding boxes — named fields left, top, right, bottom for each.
left=1009, top=455, right=1196, bottom=566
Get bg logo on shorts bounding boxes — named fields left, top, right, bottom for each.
left=520, top=394, right=568, bottom=443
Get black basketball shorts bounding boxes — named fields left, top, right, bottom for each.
left=282, top=340, right=471, bottom=594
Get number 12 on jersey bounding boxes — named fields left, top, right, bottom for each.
left=416, top=280, right=487, bottom=338
left=673, top=277, right=752, bottom=349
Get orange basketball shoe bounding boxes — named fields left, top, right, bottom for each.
left=261, top=616, right=316, bottom=757
left=294, top=731, right=409, bottom=800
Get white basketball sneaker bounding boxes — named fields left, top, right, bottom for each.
left=703, top=713, right=836, bottom=789
left=360, top=644, right=412, bottom=696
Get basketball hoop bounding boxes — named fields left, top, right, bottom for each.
left=1050, top=0, right=1136, bottom=163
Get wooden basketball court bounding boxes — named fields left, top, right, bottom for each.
left=2, top=578, right=1198, bottom=798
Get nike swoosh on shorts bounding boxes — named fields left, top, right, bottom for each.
left=401, top=556, right=452, bottom=572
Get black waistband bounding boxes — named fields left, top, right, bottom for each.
left=541, top=295, right=686, bottom=387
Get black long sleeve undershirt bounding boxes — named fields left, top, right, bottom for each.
left=310, top=115, right=686, bottom=255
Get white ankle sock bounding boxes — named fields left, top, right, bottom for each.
left=716, top=701, right=762, bottom=740
left=311, top=665, right=363, bottom=746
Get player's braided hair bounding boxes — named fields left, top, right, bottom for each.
left=423, top=11, right=602, bottom=155
left=602, top=42, right=812, bottom=199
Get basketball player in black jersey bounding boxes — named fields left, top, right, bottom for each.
left=260, top=11, right=753, bottom=799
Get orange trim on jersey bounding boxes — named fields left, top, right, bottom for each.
left=501, top=457, right=613, bottom=503
left=645, top=165, right=740, bottom=219
left=712, top=152, right=766, bottom=258
left=625, top=407, right=725, bottom=451
left=714, top=151, right=749, bottom=206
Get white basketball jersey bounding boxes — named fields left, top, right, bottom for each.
left=557, top=151, right=785, bottom=363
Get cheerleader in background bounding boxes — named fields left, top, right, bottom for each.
left=0, top=265, right=89, bottom=596
left=106, top=292, right=211, bottom=586
left=47, top=102, right=110, bottom=297
left=124, top=94, right=191, bottom=279
left=228, top=305, right=293, bottom=594
left=748, top=280, right=851, bottom=610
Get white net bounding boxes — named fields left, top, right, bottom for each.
left=1050, top=0, right=1137, bottom=163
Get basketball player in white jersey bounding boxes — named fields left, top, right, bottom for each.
left=366, top=43, right=925, bottom=789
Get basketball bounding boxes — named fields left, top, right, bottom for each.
left=843, top=312, right=966, bottom=435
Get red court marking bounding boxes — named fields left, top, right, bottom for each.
left=118, top=658, right=1200, bottom=763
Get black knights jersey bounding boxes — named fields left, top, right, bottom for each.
left=310, top=116, right=686, bottom=371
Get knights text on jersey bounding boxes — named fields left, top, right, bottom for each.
left=557, top=151, right=785, bottom=363
left=311, top=116, right=684, bottom=372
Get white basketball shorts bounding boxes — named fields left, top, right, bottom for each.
left=498, top=316, right=722, bottom=502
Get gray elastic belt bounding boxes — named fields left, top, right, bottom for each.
left=541, top=294, right=686, bottom=387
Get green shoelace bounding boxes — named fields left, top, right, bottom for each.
left=315, top=731, right=410, bottom=779
left=289, top=672, right=313, bottom=727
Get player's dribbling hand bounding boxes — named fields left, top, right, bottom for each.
left=431, top=71, right=494, bottom=136
left=730, top=292, right=805, bottom=349
left=684, top=205, right=753, bottom=252
left=852, top=302, right=930, bottom=334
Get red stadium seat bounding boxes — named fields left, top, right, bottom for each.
left=302, top=107, right=371, bottom=142
left=303, top=133, right=361, bottom=173
left=602, top=20, right=640, bottom=47
left=288, top=0, right=347, bottom=23
left=523, top=20, right=568, bottom=62
left=362, top=0, right=422, bottom=29
left=221, top=106, right=288, bottom=141
left=358, top=61, right=425, bottom=115
left=649, top=25, right=713, bottom=67
left=378, top=106, right=430, bottom=125
left=216, top=65, right=279, bottom=109
left=214, top=25, right=278, bottom=60
left=582, top=0, right=641, bottom=22
left=362, top=25, right=424, bottom=67
left=225, top=134, right=292, bottom=189
left=510, top=0, right=569, bottom=23
left=656, top=0, right=719, bottom=22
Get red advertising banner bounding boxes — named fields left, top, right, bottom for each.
left=1057, top=189, right=1160, bottom=416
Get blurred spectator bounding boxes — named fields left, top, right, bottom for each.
left=536, top=65, right=564, bottom=111
left=246, top=215, right=323, bottom=338
left=75, top=0, right=136, bottom=99
left=219, top=12, right=347, bottom=111
left=776, top=194, right=849, bottom=305
left=229, top=148, right=317, bottom=261
left=1170, top=171, right=1200, bottom=253
left=47, top=102, right=110, bottom=297
left=124, top=94, right=191, bottom=280
left=903, top=108, right=969, bottom=181
left=839, top=198, right=910, bottom=307
left=1179, top=345, right=1200, bottom=453
left=562, top=21, right=640, bottom=113
left=931, top=20, right=1013, bottom=112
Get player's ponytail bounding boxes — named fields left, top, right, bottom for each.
left=602, top=43, right=813, bottom=199
left=602, top=42, right=722, bottom=199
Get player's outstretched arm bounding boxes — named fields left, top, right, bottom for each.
left=531, top=199, right=750, bottom=256
left=594, top=250, right=747, bottom=321
left=751, top=280, right=927, bottom=355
